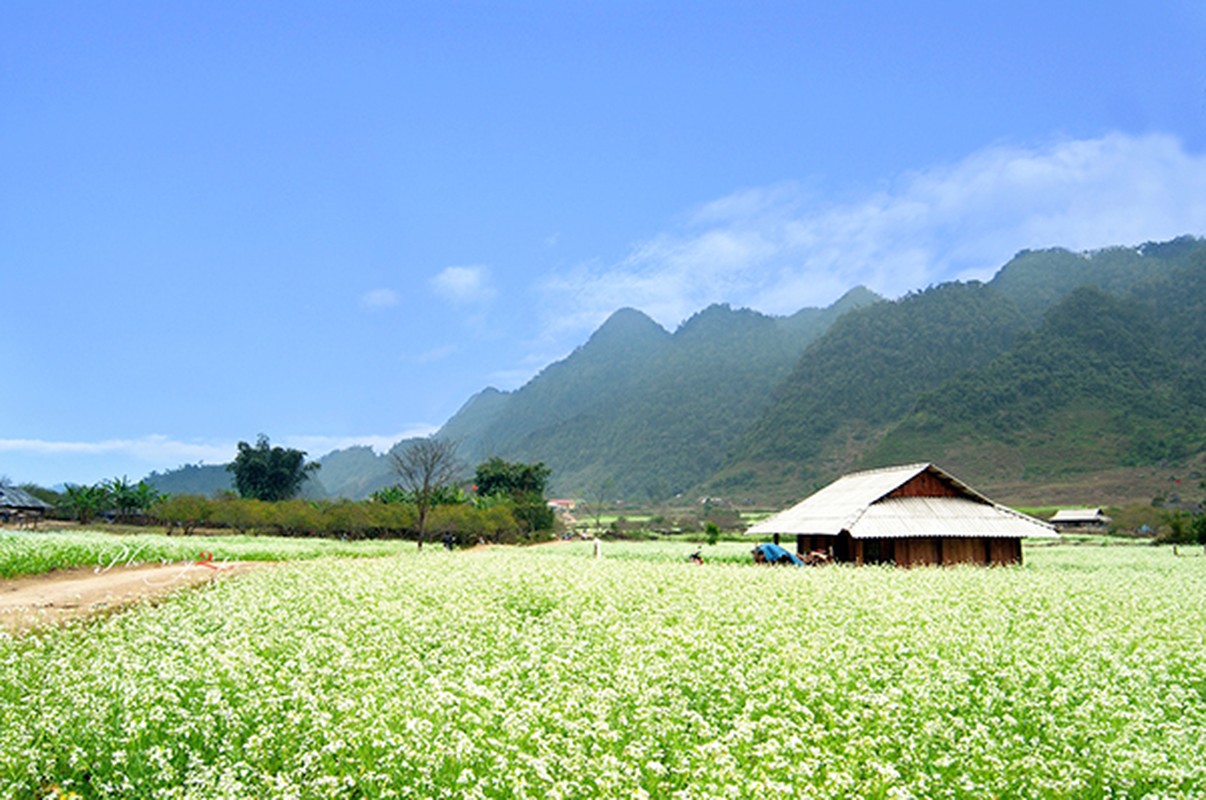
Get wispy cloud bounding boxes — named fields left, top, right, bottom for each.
left=359, top=288, right=400, bottom=310
left=282, top=429, right=438, bottom=455
left=430, top=265, right=495, bottom=305
left=0, top=435, right=234, bottom=464
left=0, top=430, right=440, bottom=481
left=539, top=132, right=1206, bottom=339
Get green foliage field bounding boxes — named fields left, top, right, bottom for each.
left=0, top=530, right=417, bottom=579
left=4, top=540, right=1206, bottom=797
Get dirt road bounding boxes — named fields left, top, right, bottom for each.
left=1, top=561, right=267, bottom=635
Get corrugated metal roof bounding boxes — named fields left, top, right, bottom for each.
left=1050, top=508, right=1108, bottom=523
left=853, top=497, right=1056, bottom=539
left=0, top=485, right=52, bottom=510
left=746, top=462, right=1056, bottom=539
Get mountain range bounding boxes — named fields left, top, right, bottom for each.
left=149, top=235, right=1206, bottom=507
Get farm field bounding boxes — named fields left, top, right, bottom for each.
left=3, top=540, right=1206, bottom=797
left=0, top=529, right=419, bottom=580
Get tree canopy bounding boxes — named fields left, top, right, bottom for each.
left=474, top=457, right=554, bottom=533
left=227, top=435, right=320, bottom=502
left=474, top=457, right=551, bottom=498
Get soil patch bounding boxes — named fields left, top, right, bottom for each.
left=1, top=561, right=269, bottom=635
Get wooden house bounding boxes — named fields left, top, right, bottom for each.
left=746, top=463, right=1057, bottom=566
left=0, top=484, right=53, bottom=526
left=1049, top=508, right=1112, bottom=532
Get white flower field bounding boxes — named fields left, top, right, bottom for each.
left=3, top=541, right=1206, bottom=798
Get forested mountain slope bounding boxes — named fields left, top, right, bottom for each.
left=717, top=236, right=1206, bottom=504
left=438, top=287, right=881, bottom=498
left=734, top=281, right=1030, bottom=466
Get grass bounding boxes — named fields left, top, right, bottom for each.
left=3, top=539, right=1206, bottom=797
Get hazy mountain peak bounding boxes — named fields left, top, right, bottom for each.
left=588, top=307, right=669, bottom=343
left=831, top=285, right=883, bottom=309
left=676, top=303, right=770, bottom=338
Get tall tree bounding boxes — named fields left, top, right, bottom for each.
left=474, top=457, right=555, bottom=534
left=104, top=476, right=161, bottom=522
left=391, top=437, right=462, bottom=549
left=473, top=457, right=551, bottom=498
left=61, top=483, right=110, bottom=524
left=227, top=434, right=320, bottom=502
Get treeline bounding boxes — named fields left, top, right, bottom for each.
left=21, top=446, right=561, bottom=546
left=151, top=494, right=531, bottom=544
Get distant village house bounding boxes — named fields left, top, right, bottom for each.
left=1049, top=508, right=1112, bottom=532
left=0, top=485, right=53, bottom=528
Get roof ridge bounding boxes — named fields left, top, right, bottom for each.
left=839, top=462, right=931, bottom=479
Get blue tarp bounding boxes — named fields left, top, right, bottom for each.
left=752, top=543, right=804, bottom=567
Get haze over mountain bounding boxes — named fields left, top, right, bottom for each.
left=439, top=287, right=882, bottom=500
left=148, top=236, right=1206, bottom=506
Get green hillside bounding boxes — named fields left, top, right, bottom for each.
left=439, top=307, right=672, bottom=463
left=869, top=286, right=1206, bottom=480
left=145, top=463, right=329, bottom=500
left=719, top=236, right=1206, bottom=504
left=145, top=464, right=235, bottom=496
left=732, top=281, right=1030, bottom=469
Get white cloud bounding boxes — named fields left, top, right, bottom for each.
left=360, top=288, right=399, bottom=310
left=430, top=265, right=496, bottom=305
left=282, top=429, right=438, bottom=455
left=0, top=435, right=234, bottom=464
left=538, top=132, right=1206, bottom=339
left=0, top=430, right=441, bottom=486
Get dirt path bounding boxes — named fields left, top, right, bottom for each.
left=1, top=561, right=268, bottom=635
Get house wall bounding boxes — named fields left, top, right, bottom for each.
left=894, top=537, right=940, bottom=566
left=859, top=536, right=1023, bottom=567
left=987, top=537, right=1022, bottom=565
left=790, top=531, right=1023, bottom=567
left=886, top=472, right=963, bottom=499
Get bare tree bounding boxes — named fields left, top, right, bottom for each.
left=390, top=437, right=462, bottom=550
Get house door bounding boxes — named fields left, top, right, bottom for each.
left=834, top=531, right=853, bottom=563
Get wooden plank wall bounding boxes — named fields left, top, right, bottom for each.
left=892, top=537, right=1023, bottom=567
left=988, top=538, right=1022, bottom=565
left=895, top=537, right=940, bottom=566
left=789, top=533, right=1022, bottom=566
left=887, top=471, right=963, bottom=499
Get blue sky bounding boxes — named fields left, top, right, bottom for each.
left=3, top=1, right=1205, bottom=487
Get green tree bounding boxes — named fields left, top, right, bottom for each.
left=150, top=494, right=212, bottom=535
left=61, top=483, right=110, bottom=524
left=1165, top=510, right=1191, bottom=543
left=1193, top=514, right=1206, bottom=553
left=104, top=476, right=162, bottom=523
left=474, top=457, right=554, bottom=535
left=474, top=457, right=552, bottom=498
left=227, top=434, right=320, bottom=502
left=391, top=437, right=463, bottom=549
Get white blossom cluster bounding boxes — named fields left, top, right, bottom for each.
left=2, top=544, right=1206, bottom=797
left=0, top=530, right=416, bottom=579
